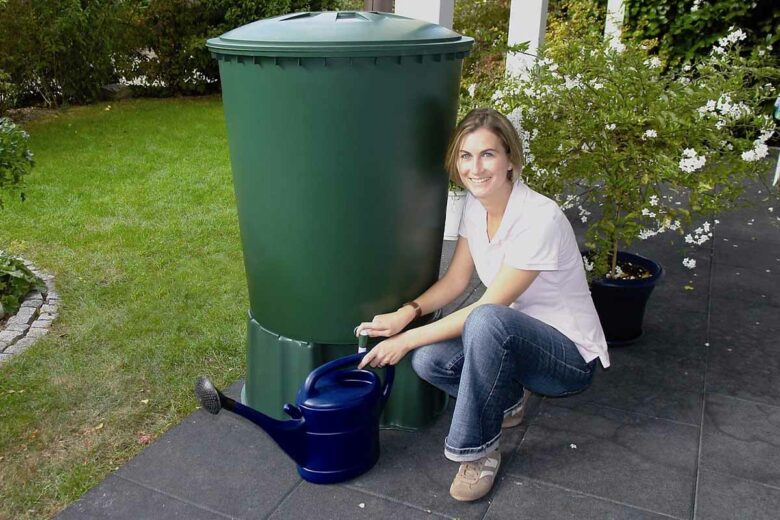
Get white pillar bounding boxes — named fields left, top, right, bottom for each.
left=506, top=0, right=549, bottom=76
left=604, top=0, right=626, bottom=41
left=394, top=0, right=454, bottom=29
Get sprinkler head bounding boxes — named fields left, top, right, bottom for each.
left=194, top=376, right=223, bottom=415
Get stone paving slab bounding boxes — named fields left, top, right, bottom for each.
left=504, top=403, right=699, bottom=519
left=694, top=469, right=780, bottom=520
left=57, top=474, right=230, bottom=520
left=699, top=394, right=780, bottom=489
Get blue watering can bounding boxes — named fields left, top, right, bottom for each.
left=195, top=347, right=394, bottom=484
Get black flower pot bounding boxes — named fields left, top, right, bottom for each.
left=588, top=251, right=664, bottom=346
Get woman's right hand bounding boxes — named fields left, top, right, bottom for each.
left=355, top=306, right=417, bottom=339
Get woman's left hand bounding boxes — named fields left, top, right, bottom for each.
left=358, top=334, right=411, bottom=369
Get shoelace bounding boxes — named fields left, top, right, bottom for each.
left=459, top=461, right=482, bottom=483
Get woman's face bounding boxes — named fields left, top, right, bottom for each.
left=457, top=128, right=513, bottom=200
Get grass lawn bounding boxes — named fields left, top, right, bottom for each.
left=0, top=96, right=248, bottom=519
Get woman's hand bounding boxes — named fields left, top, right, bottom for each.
left=355, top=307, right=415, bottom=339
left=358, top=334, right=411, bottom=369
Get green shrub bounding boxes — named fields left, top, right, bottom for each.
left=0, top=0, right=139, bottom=107
left=0, top=253, right=45, bottom=318
left=0, top=118, right=34, bottom=209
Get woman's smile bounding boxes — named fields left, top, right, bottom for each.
left=457, top=128, right=513, bottom=201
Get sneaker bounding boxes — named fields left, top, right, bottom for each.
left=501, top=389, right=530, bottom=429
left=449, top=451, right=501, bottom=502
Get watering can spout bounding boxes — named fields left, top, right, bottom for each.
left=194, top=377, right=307, bottom=466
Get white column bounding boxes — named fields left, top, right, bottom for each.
left=506, top=0, right=549, bottom=76
left=604, top=0, right=626, bottom=40
left=394, top=0, right=454, bottom=29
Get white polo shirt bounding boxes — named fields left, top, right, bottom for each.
left=459, top=181, right=610, bottom=368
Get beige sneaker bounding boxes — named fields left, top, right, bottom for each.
left=449, top=451, right=501, bottom=502
left=501, top=389, right=530, bottom=429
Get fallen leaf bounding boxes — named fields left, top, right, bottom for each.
left=138, top=433, right=153, bottom=445
left=683, top=285, right=694, bottom=291
left=140, top=399, right=149, bottom=405
left=95, top=423, right=104, bottom=431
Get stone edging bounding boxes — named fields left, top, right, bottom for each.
left=0, top=258, right=58, bottom=364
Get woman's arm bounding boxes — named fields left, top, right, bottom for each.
left=358, top=262, right=540, bottom=369
left=355, top=237, right=475, bottom=337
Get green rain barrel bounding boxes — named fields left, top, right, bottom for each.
left=207, top=11, right=473, bottom=429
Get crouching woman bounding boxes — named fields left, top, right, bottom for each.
left=355, top=108, right=609, bottom=502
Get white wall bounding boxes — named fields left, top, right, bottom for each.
left=394, top=0, right=454, bottom=29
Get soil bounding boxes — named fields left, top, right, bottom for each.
left=605, top=260, right=654, bottom=280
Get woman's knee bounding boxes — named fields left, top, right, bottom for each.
left=463, top=304, right=512, bottom=347
left=410, top=346, right=438, bottom=382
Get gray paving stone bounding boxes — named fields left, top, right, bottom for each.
left=20, top=297, right=43, bottom=308
left=485, top=475, right=673, bottom=520
left=700, top=394, right=780, bottom=488
left=116, top=383, right=301, bottom=519
left=504, top=404, right=699, bottom=519
left=552, top=340, right=705, bottom=425
left=694, top=469, right=780, bottom=520
left=347, top=404, right=493, bottom=520
left=0, top=352, right=12, bottom=364
left=3, top=322, right=29, bottom=332
left=0, top=329, right=23, bottom=344
left=55, top=474, right=228, bottom=520
left=710, top=259, right=780, bottom=307
left=713, top=235, right=780, bottom=273
left=8, top=306, right=36, bottom=324
left=5, top=337, right=34, bottom=355
left=267, top=481, right=440, bottom=520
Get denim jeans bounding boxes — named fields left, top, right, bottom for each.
left=411, top=304, right=596, bottom=462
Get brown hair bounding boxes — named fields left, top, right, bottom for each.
left=444, top=108, right=525, bottom=188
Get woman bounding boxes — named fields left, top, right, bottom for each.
left=355, top=108, right=609, bottom=502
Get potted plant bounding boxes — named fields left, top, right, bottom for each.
left=484, top=25, right=779, bottom=343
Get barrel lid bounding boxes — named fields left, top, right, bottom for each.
left=206, top=11, right=473, bottom=58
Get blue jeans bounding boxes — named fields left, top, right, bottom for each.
left=411, top=304, right=596, bottom=462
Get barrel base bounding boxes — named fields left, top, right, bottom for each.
left=242, top=313, right=448, bottom=431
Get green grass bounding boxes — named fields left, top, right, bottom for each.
left=0, top=97, right=248, bottom=519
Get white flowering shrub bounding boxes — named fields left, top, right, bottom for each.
left=472, top=27, right=778, bottom=279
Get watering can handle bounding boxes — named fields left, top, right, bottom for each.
left=303, top=352, right=395, bottom=409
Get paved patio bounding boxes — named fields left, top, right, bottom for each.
left=57, top=181, right=779, bottom=519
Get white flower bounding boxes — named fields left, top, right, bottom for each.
left=564, top=74, right=583, bottom=90
left=638, top=229, right=656, bottom=240
left=679, top=148, right=706, bottom=173
left=644, top=57, right=662, bottom=69
left=682, top=258, right=697, bottom=269
left=590, top=81, right=604, bottom=90
left=641, top=208, right=656, bottom=218
left=691, top=0, right=703, bottom=12
left=491, top=89, right=504, bottom=101
left=649, top=195, right=659, bottom=206
left=467, top=84, right=476, bottom=97
left=609, top=40, right=626, bottom=53
left=605, top=123, right=616, bottom=131
left=684, top=234, right=695, bottom=244
left=718, top=27, right=747, bottom=48
left=642, top=129, right=658, bottom=140
left=582, top=256, right=594, bottom=272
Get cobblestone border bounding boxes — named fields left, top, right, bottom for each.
left=0, top=258, right=58, bottom=365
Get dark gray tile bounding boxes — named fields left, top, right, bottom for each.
left=486, top=475, right=673, bottom=520
left=552, top=342, right=705, bottom=425
left=116, top=400, right=301, bottom=519
left=706, top=326, right=780, bottom=406
left=695, top=469, right=780, bottom=520
left=504, top=404, right=699, bottom=519
left=710, top=257, right=780, bottom=307
left=630, top=302, right=708, bottom=358
left=713, top=205, right=780, bottom=245
left=700, top=394, right=780, bottom=488
left=709, top=298, right=779, bottom=338
left=56, top=474, right=227, bottom=520
left=346, top=398, right=535, bottom=520
left=267, top=482, right=442, bottom=520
